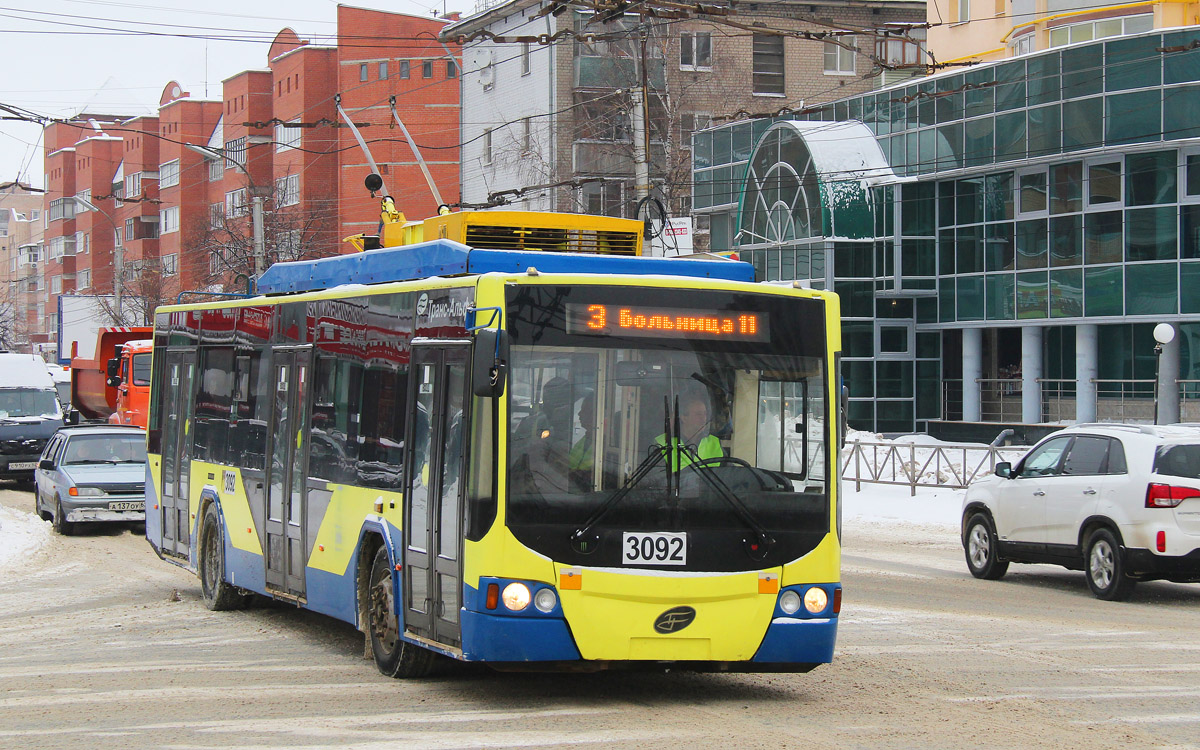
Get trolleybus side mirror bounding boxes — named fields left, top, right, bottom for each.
left=472, top=328, right=509, bottom=397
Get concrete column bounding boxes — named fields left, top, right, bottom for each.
left=963, top=327, right=982, bottom=422
left=1022, top=325, right=1043, bottom=424
left=1076, top=324, right=1098, bottom=423
left=1159, top=328, right=1181, bottom=425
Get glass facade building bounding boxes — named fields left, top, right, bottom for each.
left=694, top=29, right=1200, bottom=433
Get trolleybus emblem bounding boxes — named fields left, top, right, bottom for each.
left=653, top=606, right=696, bottom=634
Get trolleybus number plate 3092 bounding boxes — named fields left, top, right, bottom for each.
left=622, top=532, right=687, bottom=565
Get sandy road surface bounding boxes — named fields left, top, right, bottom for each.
left=1, top=482, right=1198, bottom=750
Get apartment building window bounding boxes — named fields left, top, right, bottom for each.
left=522, top=43, right=531, bottom=75
left=957, top=0, right=970, bottom=22
left=824, top=38, right=856, bottom=75
left=360, top=63, right=369, bottom=82
left=878, top=27, right=927, bottom=67
left=208, top=157, right=223, bottom=181
left=112, top=179, right=124, bottom=207
left=160, top=206, right=180, bottom=234
left=210, top=202, right=224, bottom=229
left=522, top=118, right=533, bottom=153
left=124, top=172, right=142, bottom=199
left=380, top=61, right=389, bottom=79
left=400, top=60, right=410, bottom=79
left=226, top=137, right=247, bottom=170
left=422, top=60, right=433, bottom=78
left=48, top=198, right=76, bottom=222
left=77, top=268, right=90, bottom=290
left=483, top=128, right=493, bottom=164
left=51, top=275, right=62, bottom=294
left=275, top=174, right=300, bottom=207
left=225, top=189, right=248, bottom=217
left=210, top=248, right=224, bottom=275
left=1047, top=14, right=1153, bottom=47
left=159, top=159, right=180, bottom=187
left=125, top=218, right=137, bottom=240
left=752, top=35, right=785, bottom=95
left=447, top=59, right=457, bottom=78
left=162, top=253, right=178, bottom=277
left=275, top=121, right=302, bottom=151
left=74, top=189, right=91, bottom=206
left=680, top=31, right=712, bottom=70
left=581, top=180, right=626, bottom=218
left=679, top=113, right=712, bottom=150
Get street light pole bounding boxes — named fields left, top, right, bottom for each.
left=184, top=143, right=266, bottom=279
left=73, top=196, right=123, bottom=323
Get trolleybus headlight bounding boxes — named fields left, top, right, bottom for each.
left=533, top=588, right=557, bottom=613
left=779, top=590, right=801, bottom=615
left=502, top=582, right=531, bottom=611
left=803, top=587, right=828, bottom=614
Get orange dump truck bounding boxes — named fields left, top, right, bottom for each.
left=70, top=327, right=153, bottom=428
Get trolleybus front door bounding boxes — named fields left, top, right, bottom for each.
left=403, top=344, right=468, bottom=649
left=160, top=349, right=196, bottom=559
left=263, top=347, right=311, bottom=599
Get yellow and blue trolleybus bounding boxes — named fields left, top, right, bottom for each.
left=146, top=223, right=843, bottom=676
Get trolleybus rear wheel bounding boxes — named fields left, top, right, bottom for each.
left=368, top=546, right=435, bottom=678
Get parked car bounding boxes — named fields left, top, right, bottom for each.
left=35, top=425, right=147, bottom=535
left=962, top=423, right=1200, bottom=600
left=0, top=352, right=65, bottom=479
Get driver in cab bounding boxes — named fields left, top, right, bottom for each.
left=656, top=390, right=722, bottom=471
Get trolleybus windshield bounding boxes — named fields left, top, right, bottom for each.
left=504, top=285, right=830, bottom=572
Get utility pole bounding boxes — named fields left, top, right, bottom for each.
left=632, top=21, right=650, bottom=203
left=184, top=143, right=267, bottom=281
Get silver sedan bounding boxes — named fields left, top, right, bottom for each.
left=34, top=425, right=147, bottom=535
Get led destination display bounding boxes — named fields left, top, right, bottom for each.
left=565, top=303, right=770, bottom=342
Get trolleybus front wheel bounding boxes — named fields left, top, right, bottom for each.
left=199, top=505, right=248, bottom=611
left=368, top=546, right=435, bottom=678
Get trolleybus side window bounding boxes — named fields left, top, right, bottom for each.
left=194, top=346, right=235, bottom=464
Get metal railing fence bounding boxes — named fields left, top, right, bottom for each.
left=842, top=440, right=1028, bottom=496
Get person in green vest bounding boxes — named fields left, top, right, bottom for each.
left=568, top=391, right=596, bottom=492
left=655, top=390, right=722, bottom=471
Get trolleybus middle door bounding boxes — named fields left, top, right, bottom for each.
left=263, top=346, right=312, bottom=600
left=403, top=344, right=468, bottom=648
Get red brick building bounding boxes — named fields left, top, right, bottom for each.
left=34, top=7, right=460, bottom=353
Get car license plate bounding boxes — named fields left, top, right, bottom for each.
left=8, top=462, right=37, bottom=471
left=108, top=501, right=144, bottom=511
left=622, top=531, right=687, bottom=566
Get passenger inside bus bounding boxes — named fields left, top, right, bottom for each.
left=511, top=376, right=575, bottom=494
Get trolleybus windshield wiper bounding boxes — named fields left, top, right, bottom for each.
left=570, top=397, right=673, bottom=552
left=675, top=440, right=775, bottom=561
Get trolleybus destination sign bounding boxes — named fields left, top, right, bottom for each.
left=565, top=303, right=769, bottom=342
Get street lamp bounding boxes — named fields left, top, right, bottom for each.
left=1153, top=323, right=1176, bottom=425
left=184, top=143, right=267, bottom=279
left=73, top=195, right=123, bottom=322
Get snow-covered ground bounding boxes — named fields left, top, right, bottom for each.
left=0, top=501, right=51, bottom=570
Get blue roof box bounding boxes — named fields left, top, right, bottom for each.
left=256, top=239, right=756, bottom=294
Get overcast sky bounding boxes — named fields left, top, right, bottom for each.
left=0, top=0, right=468, bottom=188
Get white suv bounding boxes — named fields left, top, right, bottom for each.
left=962, top=424, right=1200, bottom=600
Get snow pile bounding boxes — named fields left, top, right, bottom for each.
left=0, top=502, right=50, bottom=570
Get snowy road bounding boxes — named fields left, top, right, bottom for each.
left=1, top=482, right=1199, bottom=749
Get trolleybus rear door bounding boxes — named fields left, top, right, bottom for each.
left=160, top=349, right=196, bottom=559
left=264, top=347, right=312, bottom=599
left=403, top=344, right=468, bottom=648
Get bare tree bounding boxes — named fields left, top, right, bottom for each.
left=184, top=177, right=333, bottom=294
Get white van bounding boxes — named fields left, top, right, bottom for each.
left=0, top=352, right=65, bottom=478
